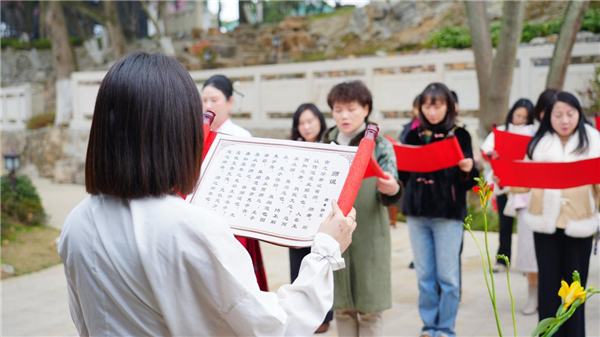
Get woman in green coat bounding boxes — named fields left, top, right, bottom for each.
left=321, top=81, right=403, bottom=336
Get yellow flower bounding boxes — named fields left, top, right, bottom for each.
left=558, top=280, right=587, bottom=309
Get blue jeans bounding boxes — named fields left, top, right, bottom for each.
left=407, top=216, right=463, bottom=337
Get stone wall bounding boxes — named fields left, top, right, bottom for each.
left=1, top=127, right=89, bottom=184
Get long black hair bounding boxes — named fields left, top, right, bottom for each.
left=527, top=91, right=589, bottom=158
left=203, top=75, right=233, bottom=100
left=418, top=82, right=457, bottom=131
left=291, top=103, right=327, bottom=141
left=533, top=88, right=559, bottom=122
left=504, top=98, right=534, bottom=130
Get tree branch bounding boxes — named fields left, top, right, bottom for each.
left=546, top=0, right=590, bottom=90
left=464, top=1, right=493, bottom=127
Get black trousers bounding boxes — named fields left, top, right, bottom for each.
left=534, top=229, right=593, bottom=337
left=289, top=247, right=334, bottom=323
left=496, top=194, right=515, bottom=265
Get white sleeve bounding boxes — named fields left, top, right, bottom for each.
left=480, top=131, right=495, bottom=154
left=63, top=266, right=89, bottom=337
left=163, top=213, right=344, bottom=336
left=223, top=233, right=343, bottom=336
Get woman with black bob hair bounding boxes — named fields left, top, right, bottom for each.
left=399, top=82, right=479, bottom=337
left=288, top=103, right=332, bottom=333
left=504, top=98, right=534, bottom=130
left=523, top=91, right=600, bottom=337
left=291, top=103, right=327, bottom=142
left=60, top=52, right=357, bottom=336
left=481, top=98, right=535, bottom=272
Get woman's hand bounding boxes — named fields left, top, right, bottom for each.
left=317, top=200, right=357, bottom=253
left=458, top=158, right=473, bottom=173
left=376, top=172, right=400, bottom=196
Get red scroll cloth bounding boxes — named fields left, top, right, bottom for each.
left=595, top=116, right=600, bottom=131
left=490, top=157, right=600, bottom=189
left=385, top=135, right=465, bottom=173
left=363, top=156, right=386, bottom=179
left=202, top=124, right=218, bottom=161
left=338, top=125, right=379, bottom=216
left=493, top=127, right=532, bottom=160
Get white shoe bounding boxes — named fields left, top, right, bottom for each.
left=522, top=285, right=538, bottom=315
left=492, top=263, right=507, bottom=273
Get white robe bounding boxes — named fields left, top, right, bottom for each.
left=58, top=194, right=344, bottom=336
left=217, top=118, right=253, bottom=137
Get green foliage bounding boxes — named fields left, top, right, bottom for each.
left=1, top=37, right=82, bottom=50
left=32, top=39, right=52, bottom=49
left=1, top=175, right=46, bottom=238
left=308, top=6, right=355, bottom=21
left=425, top=26, right=472, bottom=49
left=425, top=8, right=600, bottom=50
left=581, top=8, right=600, bottom=33
left=27, top=113, right=56, bottom=130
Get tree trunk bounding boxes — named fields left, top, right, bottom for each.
left=239, top=0, right=248, bottom=24
left=546, top=0, right=590, bottom=90
left=217, top=1, right=222, bottom=28
left=482, top=1, right=526, bottom=134
left=104, top=0, right=127, bottom=60
left=45, top=1, right=75, bottom=126
left=158, top=0, right=169, bottom=36
left=464, top=1, right=493, bottom=120
left=256, top=0, right=264, bottom=23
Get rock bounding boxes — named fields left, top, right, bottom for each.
left=1, top=264, right=15, bottom=276
left=54, top=158, right=85, bottom=184
left=278, top=17, right=306, bottom=31
left=530, top=37, right=547, bottom=46
left=576, top=31, right=595, bottom=42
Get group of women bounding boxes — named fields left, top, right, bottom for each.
left=59, top=52, right=598, bottom=337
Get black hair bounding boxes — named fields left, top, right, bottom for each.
left=533, top=88, right=559, bottom=122
left=451, top=90, right=458, bottom=104
left=203, top=75, right=234, bottom=100
left=327, top=81, right=373, bottom=121
left=504, top=98, right=534, bottom=130
left=86, top=52, right=203, bottom=198
left=527, top=91, right=589, bottom=158
left=418, top=82, right=457, bottom=131
left=291, top=103, right=327, bottom=142
left=413, top=94, right=421, bottom=107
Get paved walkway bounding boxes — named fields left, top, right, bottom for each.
left=2, top=176, right=599, bottom=336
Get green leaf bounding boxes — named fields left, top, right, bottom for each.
left=572, top=271, right=581, bottom=283
left=531, top=317, right=559, bottom=337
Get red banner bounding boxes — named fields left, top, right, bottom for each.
left=490, top=157, right=600, bottom=189
left=493, top=127, right=532, bottom=160
left=595, top=116, right=600, bottom=131
left=385, top=135, right=465, bottom=172
left=363, top=156, right=386, bottom=179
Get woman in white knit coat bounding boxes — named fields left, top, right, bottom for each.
left=522, top=91, right=600, bottom=337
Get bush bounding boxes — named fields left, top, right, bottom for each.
left=32, top=39, right=52, bottom=49
left=425, top=26, right=472, bottom=49
left=1, top=175, right=46, bottom=234
left=425, top=7, right=600, bottom=50
left=27, top=113, right=55, bottom=130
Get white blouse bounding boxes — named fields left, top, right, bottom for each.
left=58, top=194, right=344, bottom=336
left=217, top=118, right=253, bottom=138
